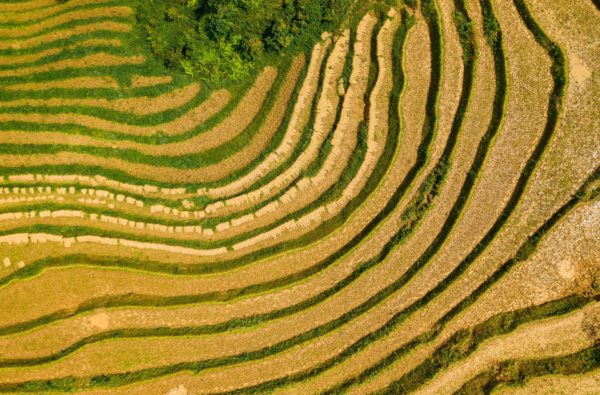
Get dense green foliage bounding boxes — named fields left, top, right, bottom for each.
left=135, top=0, right=353, bottom=83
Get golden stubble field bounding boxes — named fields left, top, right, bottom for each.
left=0, top=0, right=597, bottom=394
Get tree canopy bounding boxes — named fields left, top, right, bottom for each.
left=136, top=0, right=353, bottom=83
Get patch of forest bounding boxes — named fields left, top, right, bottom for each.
left=135, top=0, right=355, bottom=83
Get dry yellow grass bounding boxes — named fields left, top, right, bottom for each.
left=278, top=3, right=498, bottom=391
left=350, top=5, right=600, bottom=391
left=130, top=74, right=173, bottom=88
left=510, top=0, right=600, bottom=228
left=0, top=0, right=57, bottom=12
left=0, top=6, right=132, bottom=38
left=0, top=69, right=289, bottom=183
left=202, top=37, right=331, bottom=199
left=385, top=5, right=599, bottom=384
left=361, top=3, right=553, bottom=368
left=0, top=88, right=231, bottom=152
left=0, top=24, right=365, bottom=252
left=0, top=11, right=372, bottom=334
left=0, top=51, right=143, bottom=75
left=0, top=0, right=597, bottom=391
left=0, top=38, right=122, bottom=67
left=2, top=76, right=120, bottom=90
left=0, top=22, right=132, bottom=50
left=447, top=200, right=599, bottom=337
left=346, top=197, right=599, bottom=394
left=414, top=302, right=600, bottom=395
left=493, top=369, right=600, bottom=395
left=196, top=19, right=372, bottom=238
left=0, top=67, right=273, bottom=145
left=0, top=11, right=428, bottom=328
left=182, top=54, right=305, bottom=183
left=0, top=83, right=200, bottom=115
left=200, top=33, right=347, bottom=205
left=221, top=19, right=458, bottom=392
left=0, top=0, right=119, bottom=23
left=0, top=15, right=420, bottom=390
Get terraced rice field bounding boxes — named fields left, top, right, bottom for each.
left=0, top=0, right=598, bottom=393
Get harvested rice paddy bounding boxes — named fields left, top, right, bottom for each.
left=0, top=0, right=598, bottom=394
